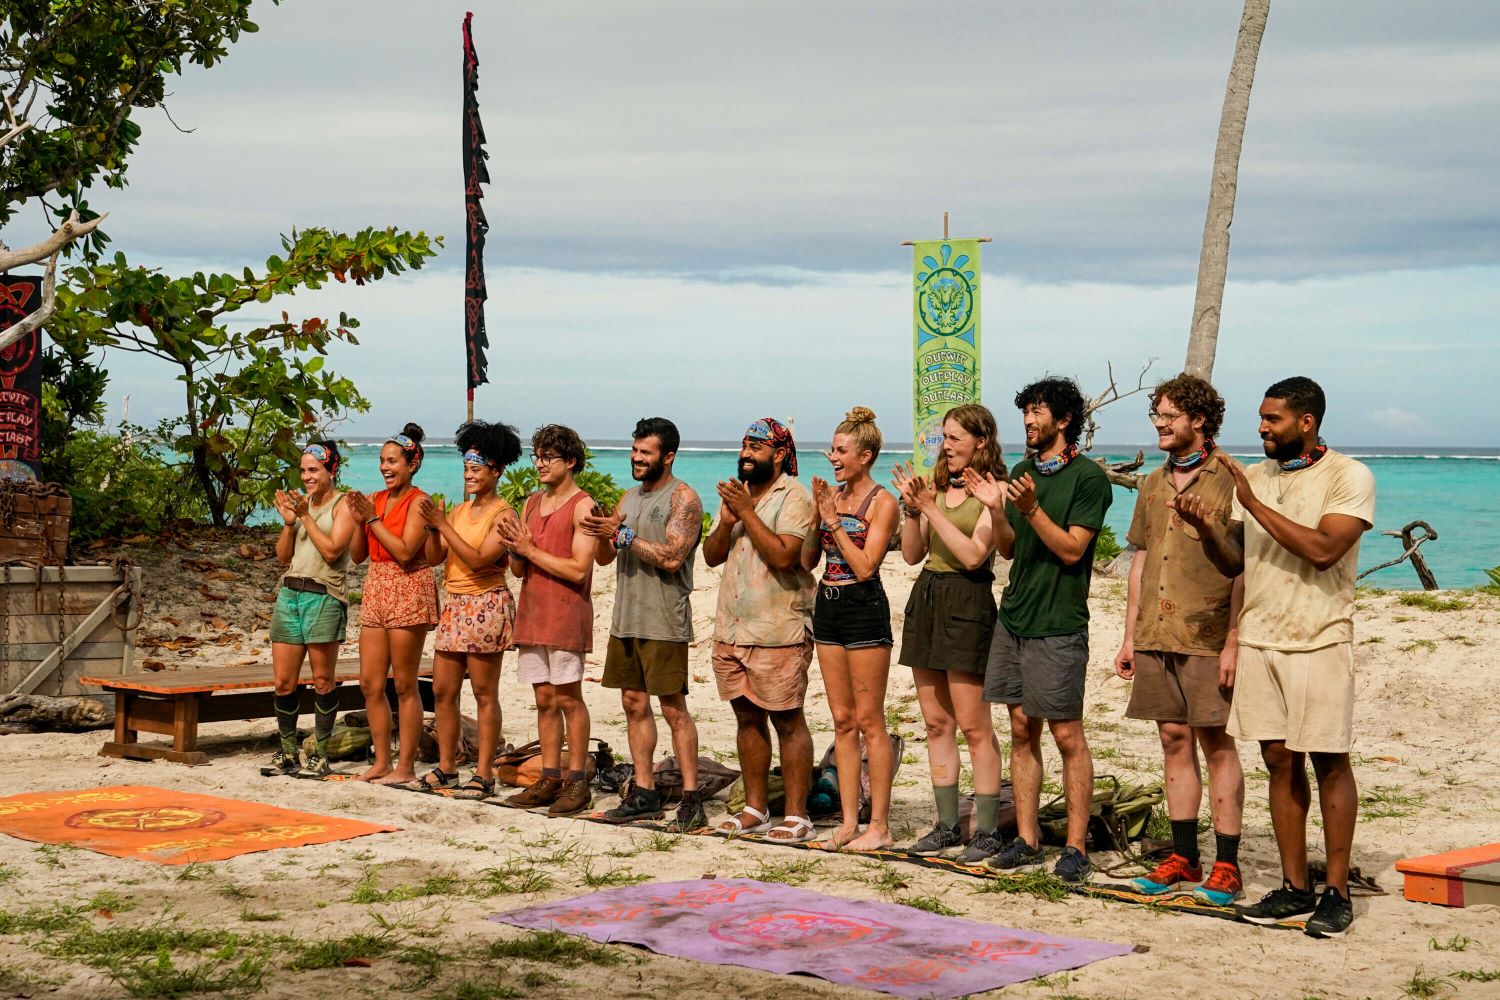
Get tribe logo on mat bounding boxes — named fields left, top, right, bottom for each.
left=65, top=807, right=227, bottom=833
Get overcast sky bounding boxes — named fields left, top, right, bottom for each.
left=22, top=1, right=1500, bottom=446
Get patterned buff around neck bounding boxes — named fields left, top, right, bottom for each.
left=1169, top=439, right=1214, bottom=471
left=1033, top=443, right=1080, bottom=477
left=1278, top=437, right=1328, bottom=472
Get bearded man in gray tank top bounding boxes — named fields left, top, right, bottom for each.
left=583, top=418, right=708, bottom=831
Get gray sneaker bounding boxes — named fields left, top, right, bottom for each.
left=1053, top=846, right=1093, bottom=883
left=957, top=829, right=1006, bottom=865
left=986, top=836, right=1046, bottom=872
left=302, top=751, right=332, bottom=777
left=906, top=822, right=963, bottom=856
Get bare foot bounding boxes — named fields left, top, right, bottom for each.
left=373, top=770, right=417, bottom=786
left=845, top=827, right=895, bottom=852
left=354, top=764, right=391, bottom=782
left=811, top=824, right=860, bottom=851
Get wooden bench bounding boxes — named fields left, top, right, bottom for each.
left=80, top=660, right=435, bottom=766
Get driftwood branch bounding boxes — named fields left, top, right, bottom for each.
left=0, top=228, right=63, bottom=352
left=1094, top=450, right=1147, bottom=489
left=1081, top=357, right=1159, bottom=454
left=1357, top=520, right=1439, bottom=591
left=0, top=209, right=106, bottom=272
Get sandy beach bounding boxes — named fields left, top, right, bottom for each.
left=1, top=529, right=1497, bottom=999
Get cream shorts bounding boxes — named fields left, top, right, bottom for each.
left=1227, top=642, right=1354, bottom=753
left=516, top=644, right=585, bottom=686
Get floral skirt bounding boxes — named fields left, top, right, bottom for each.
left=434, top=587, right=516, bottom=655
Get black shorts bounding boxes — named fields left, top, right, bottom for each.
left=983, top=623, right=1089, bottom=720
left=811, top=579, right=893, bottom=649
left=898, top=568, right=997, bottom=674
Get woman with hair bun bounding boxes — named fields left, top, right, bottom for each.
left=262, top=440, right=357, bottom=778
left=800, top=407, right=900, bottom=851
left=346, top=422, right=439, bottom=786
left=891, top=403, right=1009, bottom=862
left=417, top=420, right=524, bottom=799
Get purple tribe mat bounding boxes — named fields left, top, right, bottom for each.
left=491, top=878, right=1132, bottom=998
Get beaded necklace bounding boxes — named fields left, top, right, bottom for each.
left=1169, top=439, right=1214, bottom=471
left=1034, top=443, right=1079, bottom=477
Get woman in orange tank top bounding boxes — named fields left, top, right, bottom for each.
left=347, top=423, right=438, bottom=785
left=416, top=420, right=523, bottom=799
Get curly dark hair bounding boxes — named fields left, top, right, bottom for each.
left=531, top=424, right=587, bottom=473
left=455, top=420, right=522, bottom=470
left=1014, top=377, right=1086, bottom=446
left=1264, top=376, right=1326, bottom=429
left=1152, top=373, right=1225, bottom=440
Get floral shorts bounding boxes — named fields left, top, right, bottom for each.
left=434, top=587, right=516, bottom=655
left=358, top=560, right=439, bottom=629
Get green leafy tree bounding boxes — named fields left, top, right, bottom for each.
left=49, top=226, right=440, bottom=526
left=498, top=453, right=624, bottom=513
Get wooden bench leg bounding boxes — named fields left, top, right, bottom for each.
left=113, top=691, right=136, bottom=745
left=99, top=691, right=209, bottom=766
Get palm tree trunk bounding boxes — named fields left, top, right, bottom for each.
left=1185, top=0, right=1270, bottom=380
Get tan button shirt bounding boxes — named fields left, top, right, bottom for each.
left=713, top=474, right=816, bottom=647
left=1125, top=459, right=1236, bottom=656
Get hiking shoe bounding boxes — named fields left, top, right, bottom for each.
left=957, top=829, right=1007, bottom=865
left=906, top=822, right=963, bottom=856
left=301, top=751, right=332, bottom=778
left=1237, top=880, right=1318, bottom=925
left=259, top=749, right=301, bottom=777
left=1053, top=846, right=1093, bottom=884
left=1192, top=861, right=1244, bottom=906
left=547, top=777, right=593, bottom=817
left=986, top=836, right=1046, bottom=872
left=1304, top=887, right=1354, bottom=938
left=670, top=792, right=709, bottom=833
left=603, top=786, right=665, bottom=824
left=502, top=776, right=563, bottom=809
left=1129, top=853, right=1202, bottom=895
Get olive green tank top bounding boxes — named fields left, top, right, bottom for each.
left=924, top=493, right=990, bottom=574
left=282, top=493, right=351, bottom=603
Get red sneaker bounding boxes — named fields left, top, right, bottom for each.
left=1193, top=861, right=1244, bottom=906
left=1129, top=853, right=1202, bottom=895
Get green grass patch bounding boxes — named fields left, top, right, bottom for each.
left=577, top=858, right=650, bottom=889
left=899, top=895, right=961, bottom=916
left=1429, top=933, right=1471, bottom=952
left=1452, top=969, right=1500, bottom=983
left=86, top=890, right=137, bottom=914
left=0, top=904, right=89, bottom=936
left=1361, top=785, right=1424, bottom=819
left=968, top=869, right=1071, bottom=903
left=286, top=932, right=395, bottom=970
left=1396, top=593, right=1468, bottom=612
left=349, top=869, right=464, bottom=904
left=736, top=857, right=823, bottom=886
left=238, top=910, right=282, bottom=923
left=1400, top=966, right=1453, bottom=997
left=486, top=929, right=630, bottom=967
left=0, top=865, right=19, bottom=886
left=1398, top=638, right=1438, bottom=654
left=472, top=862, right=554, bottom=897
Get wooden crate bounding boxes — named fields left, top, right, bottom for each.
left=1, top=565, right=139, bottom=696
left=1396, top=844, right=1500, bottom=908
left=0, top=489, right=71, bottom=565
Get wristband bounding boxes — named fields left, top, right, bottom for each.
left=903, top=504, right=921, bottom=519
left=1022, top=505, right=1040, bottom=518
left=612, top=524, right=636, bottom=550
left=365, top=516, right=380, bottom=526
left=823, top=521, right=842, bottom=534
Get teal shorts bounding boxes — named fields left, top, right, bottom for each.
left=270, top=587, right=347, bottom=645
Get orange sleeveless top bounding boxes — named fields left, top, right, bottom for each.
left=367, top=488, right=426, bottom=565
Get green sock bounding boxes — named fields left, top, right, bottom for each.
left=933, top=784, right=960, bottom=828
left=313, top=687, right=340, bottom=756
left=974, top=793, right=1001, bottom=835
left=274, top=692, right=300, bottom=756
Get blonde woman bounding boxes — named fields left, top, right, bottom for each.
left=891, top=403, right=1009, bottom=862
left=801, top=407, right=900, bottom=851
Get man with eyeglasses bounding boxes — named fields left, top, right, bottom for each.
left=1113, top=373, right=1246, bottom=907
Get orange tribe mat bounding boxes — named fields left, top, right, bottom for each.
left=0, top=786, right=396, bottom=865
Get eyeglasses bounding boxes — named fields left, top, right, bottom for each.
left=1148, top=409, right=1185, bottom=424
left=530, top=453, right=564, bottom=467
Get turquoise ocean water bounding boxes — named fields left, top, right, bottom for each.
left=329, top=442, right=1500, bottom=590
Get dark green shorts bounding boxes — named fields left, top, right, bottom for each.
left=270, top=587, right=347, bottom=646
left=602, top=636, right=689, bottom=696
left=898, top=569, right=996, bottom=674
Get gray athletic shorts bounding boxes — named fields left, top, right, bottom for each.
left=982, top=623, right=1089, bottom=720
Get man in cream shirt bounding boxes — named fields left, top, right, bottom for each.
left=1176, top=376, right=1374, bottom=939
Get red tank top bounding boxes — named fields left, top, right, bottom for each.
left=512, top=489, right=594, bottom=652
left=367, top=488, right=426, bottom=566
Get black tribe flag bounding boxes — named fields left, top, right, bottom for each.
left=462, top=11, right=490, bottom=393
left=0, top=275, right=44, bottom=467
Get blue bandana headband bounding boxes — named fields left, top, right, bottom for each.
left=462, top=449, right=492, bottom=468
left=387, top=433, right=416, bottom=451
left=303, top=444, right=331, bottom=463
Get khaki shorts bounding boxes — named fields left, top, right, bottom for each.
left=516, top=645, right=585, bottom=686
left=1126, top=649, right=1232, bottom=728
left=711, top=637, right=813, bottom=712
left=1227, top=643, right=1354, bottom=753
left=603, top=636, right=689, bottom=696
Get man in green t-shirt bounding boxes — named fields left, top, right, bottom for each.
left=977, top=377, right=1111, bottom=883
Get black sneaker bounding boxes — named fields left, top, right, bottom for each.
left=1303, top=887, right=1353, bottom=938
left=1053, top=846, right=1092, bottom=883
left=906, top=822, right=963, bottom=856
left=602, top=786, right=665, bottom=824
left=986, top=836, right=1046, bottom=872
left=1237, top=880, right=1318, bottom=925
left=957, top=829, right=1006, bottom=865
left=670, top=792, right=708, bottom=832
left=259, top=749, right=300, bottom=777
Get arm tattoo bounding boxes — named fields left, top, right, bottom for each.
left=629, top=483, right=703, bottom=571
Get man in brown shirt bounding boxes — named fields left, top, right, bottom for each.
left=1113, top=374, right=1246, bottom=906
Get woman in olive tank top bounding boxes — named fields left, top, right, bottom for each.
left=891, top=403, right=1010, bottom=862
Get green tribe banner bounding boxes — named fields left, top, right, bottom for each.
left=911, top=240, right=981, bottom=475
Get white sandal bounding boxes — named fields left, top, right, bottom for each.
left=764, top=815, right=816, bottom=844
left=717, top=805, right=772, bottom=835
